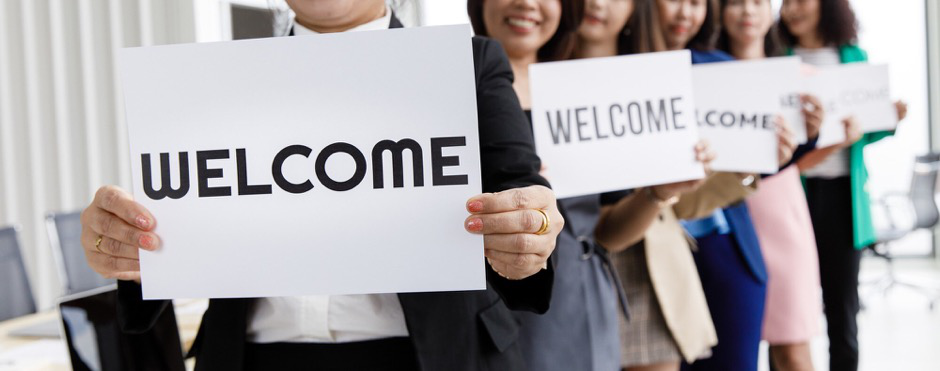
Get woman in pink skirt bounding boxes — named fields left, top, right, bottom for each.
left=715, top=0, right=825, bottom=370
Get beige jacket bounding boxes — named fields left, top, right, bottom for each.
left=642, top=172, right=757, bottom=362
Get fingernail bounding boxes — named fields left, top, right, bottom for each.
left=467, top=200, right=484, bottom=213
left=466, top=218, right=483, bottom=232
left=136, top=215, right=150, bottom=229
left=139, top=234, right=155, bottom=250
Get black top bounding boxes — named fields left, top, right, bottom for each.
left=118, top=15, right=553, bottom=371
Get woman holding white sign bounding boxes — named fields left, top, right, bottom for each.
left=779, top=1, right=908, bottom=370
left=715, top=0, right=826, bottom=370
left=470, top=1, right=717, bottom=370
left=574, top=1, right=724, bottom=371
left=77, top=1, right=566, bottom=370
left=653, top=0, right=798, bottom=370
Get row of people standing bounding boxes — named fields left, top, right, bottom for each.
left=471, top=0, right=906, bottom=371
left=75, top=0, right=908, bottom=370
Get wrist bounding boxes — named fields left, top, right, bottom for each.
left=644, top=187, right=679, bottom=207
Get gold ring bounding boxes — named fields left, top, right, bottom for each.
left=94, top=236, right=104, bottom=254
left=534, top=209, right=550, bottom=235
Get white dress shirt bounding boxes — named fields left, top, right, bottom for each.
left=795, top=46, right=851, bottom=179
left=246, top=5, right=409, bottom=344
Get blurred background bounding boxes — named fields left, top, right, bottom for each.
left=0, top=0, right=938, bottom=369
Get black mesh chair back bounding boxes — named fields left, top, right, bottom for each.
left=0, top=226, right=37, bottom=321
left=46, top=211, right=114, bottom=295
left=910, top=153, right=940, bottom=230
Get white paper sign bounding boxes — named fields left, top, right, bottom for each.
left=692, top=57, right=801, bottom=174
left=530, top=51, right=704, bottom=199
left=803, top=64, right=895, bottom=146
left=119, top=25, right=485, bottom=299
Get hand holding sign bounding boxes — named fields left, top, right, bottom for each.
left=776, top=116, right=797, bottom=167
left=79, top=186, right=155, bottom=283
left=800, top=94, right=824, bottom=141
left=465, top=185, right=563, bottom=280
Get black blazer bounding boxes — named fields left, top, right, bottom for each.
left=118, top=14, right=553, bottom=371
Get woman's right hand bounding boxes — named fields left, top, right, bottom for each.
left=79, top=186, right=160, bottom=282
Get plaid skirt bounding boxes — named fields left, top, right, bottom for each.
left=613, top=242, right=683, bottom=367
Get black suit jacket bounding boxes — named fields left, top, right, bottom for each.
left=118, top=15, right=553, bottom=371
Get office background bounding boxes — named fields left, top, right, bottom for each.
left=0, top=0, right=937, bottom=355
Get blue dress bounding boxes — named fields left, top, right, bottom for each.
left=681, top=49, right=769, bottom=371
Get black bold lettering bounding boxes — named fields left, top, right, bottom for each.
left=197, top=150, right=231, bottom=197
left=609, top=104, right=626, bottom=137
left=671, top=97, right=686, bottom=130
left=272, top=145, right=314, bottom=194
left=575, top=107, right=591, bottom=141
left=546, top=110, right=573, bottom=144
left=141, top=152, right=190, bottom=200
left=646, top=99, right=669, bottom=132
left=315, top=143, right=367, bottom=192
left=627, top=102, right=644, bottom=135
left=592, top=106, right=608, bottom=139
left=236, top=149, right=273, bottom=195
left=372, top=139, right=424, bottom=189
left=430, top=137, right=469, bottom=186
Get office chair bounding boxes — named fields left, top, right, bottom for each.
left=0, top=225, right=37, bottom=321
left=868, top=152, right=940, bottom=310
left=46, top=211, right=114, bottom=295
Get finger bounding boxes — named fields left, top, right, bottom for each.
left=485, top=249, right=544, bottom=276
left=465, top=209, right=547, bottom=235
left=467, top=185, right=553, bottom=214
left=81, top=229, right=141, bottom=259
left=110, top=271, right=142, bottom=282
left=88, top=251, right=141, bottom=275
left=87, top=212, right=160, bottom=250
left=483, top=233, right=553, bottom=256
left=91, top=186, right=156, bottom=231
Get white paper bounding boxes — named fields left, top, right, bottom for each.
left=119, top=25, right=485, bottom=299
left=802, top=64, right=895, bottom=146
left=692, top=57, right=801, bottom=174
left=530, top=51, right=704, bottom=199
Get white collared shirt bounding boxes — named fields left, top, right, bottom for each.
left=246, top=5, right=409, bottom=344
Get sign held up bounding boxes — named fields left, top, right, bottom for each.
left=120, top=25, right=485, bottom=299
left=530, top=50, right=704, bottom=199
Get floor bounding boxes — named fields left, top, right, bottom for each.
left=758, top=256, right=940, bottom=371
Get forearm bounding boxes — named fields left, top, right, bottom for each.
left=796, top=145, right=841, bottom=172
left=594, top=191, right=660, bottom=252
left=673, top=172, right=757, bottom=220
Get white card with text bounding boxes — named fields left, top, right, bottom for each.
left=530, top=51, right=704, bottom=199
left=120, top=25, right=484, bottom=299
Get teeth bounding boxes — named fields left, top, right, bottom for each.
left=507, top=17, right=536, bottom=28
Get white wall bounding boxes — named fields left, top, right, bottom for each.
left=0, top=0, right=197, bottom=309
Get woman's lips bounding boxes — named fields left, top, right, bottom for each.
left=506, top=16, right=539, bottom=34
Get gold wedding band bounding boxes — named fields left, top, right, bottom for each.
left=94, top=236, right=104, bottom=254
left=534, top=209, right=551, bottom=235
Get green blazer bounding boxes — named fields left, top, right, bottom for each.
left=790, top=45, right=895, bottom=249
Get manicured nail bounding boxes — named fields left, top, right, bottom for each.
left=466, top=218, right=483, bottom=232
left=467, top=200, right=484, bottom=213
left=139, top=234, right=156, bottom=250
left=136, top=215, right=150, bottom=229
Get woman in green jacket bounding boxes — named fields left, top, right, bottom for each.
left=779, top=1, right=908, bottom=371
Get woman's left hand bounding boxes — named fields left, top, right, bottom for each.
left=776, top=116, right=797, bottom=167
left=464, top=185, right=564, bottom=280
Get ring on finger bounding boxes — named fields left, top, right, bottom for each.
left=534, top=209, right=551, bottom=235
left=94, top=235, right=105, bottom=254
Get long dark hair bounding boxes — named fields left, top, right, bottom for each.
left=685, top=0, right=721, bottom=50
left=468, top=0, right=585, bottom=61
left=778, top=0, right=859, bottom=47
left=715, top=0, right=784, bottom=56
left=617, top=0, right=667, bottom=54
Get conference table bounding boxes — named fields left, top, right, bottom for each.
left=0, top=299, right=207, bottom=371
